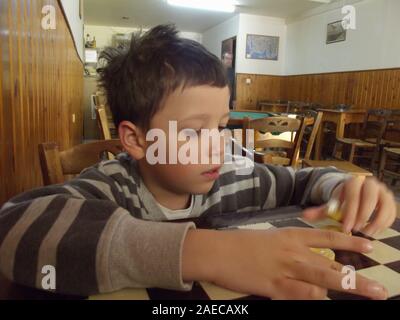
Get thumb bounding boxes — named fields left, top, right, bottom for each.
left=302, top=205, right=327, bottom=221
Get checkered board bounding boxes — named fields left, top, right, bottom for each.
left=90, top=217, right=400, bottom=300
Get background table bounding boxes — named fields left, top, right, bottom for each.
left=302, top=160, right=373, bottom=177
left=228, top=110, right=276, bottom=128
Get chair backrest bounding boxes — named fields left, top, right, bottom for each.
left=244, top=116, right=303, bottom=165
left=293, top=111, right=323, bottom=164
left=384, top=109, right=400, bottom=142
left=39, top=140, right=124, bottom=185
left=304, top=111, right=323, bottom=161
left=361, top=109, right=391, bottom=142
left=95, top=106, right=112, bottom=140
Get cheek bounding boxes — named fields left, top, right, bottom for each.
left=154, top=163, right=203, bottom=181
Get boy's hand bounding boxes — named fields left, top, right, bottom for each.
left=303, top=177, right=397, bottom=236
left=182, top=228, right=388, bottom=300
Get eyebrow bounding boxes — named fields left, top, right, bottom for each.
left=180, top=112, right=230, bottom=122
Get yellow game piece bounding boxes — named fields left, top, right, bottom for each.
left=326, top=198, right=343, bottom=222
left=310, top=247, right=336, bottom=261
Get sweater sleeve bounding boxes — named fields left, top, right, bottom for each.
left=262, top=164, right=352, bottom=208
left=0, top=166, right=195, bottom=296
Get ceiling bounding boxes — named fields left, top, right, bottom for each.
left=84, top=0, right=339, bottom=33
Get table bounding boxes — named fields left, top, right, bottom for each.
left=302, top=160, right=373, bottom=177
left=228, top=110, right=276, bottom=127
left=2, top=206, right=400, bottom=300
left=258, top=102, right=288, bottom=113
left=315, top=109, right=366, bottom=160
left=90, top=208, right=400, bottom=300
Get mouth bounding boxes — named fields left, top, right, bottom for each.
left=201, top=165, right=222, bottom=180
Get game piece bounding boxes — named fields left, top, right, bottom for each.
left=310, top=247, right=336, bottom=261
left=325, top=198, right=342, bottom=222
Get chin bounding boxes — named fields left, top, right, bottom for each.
left=189, top=181, right=216, bottom=195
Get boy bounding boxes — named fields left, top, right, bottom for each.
left=0, top=25, right=397, bottom=300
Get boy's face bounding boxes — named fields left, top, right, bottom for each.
left=140, top=85, right=230, bottom=195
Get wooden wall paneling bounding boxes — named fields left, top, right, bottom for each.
left=236, top=69, right=400, bottom=111
left=0, top=0, right=83, bottom=205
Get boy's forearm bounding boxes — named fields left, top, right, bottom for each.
left=182, top=229, right=226, bottom=284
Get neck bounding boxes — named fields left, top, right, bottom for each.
left=137, top=162, right=191, bottom=210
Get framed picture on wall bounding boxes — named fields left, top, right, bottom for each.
left=245, top=34, right=279, bottom=61
left=326, top=20, right=347, bottom=44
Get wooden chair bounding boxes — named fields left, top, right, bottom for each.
left=95, top=106, right=112, bottom=140
left=295, top=111, right=323, bottom=167
left=93, top=92, right=118, bottom=139
left=332, top=109, right=391, bottom=169
left=366, top=110, right=400, bottom=148
left=38, top=140, right=124, bottom=185
left=378, top=147, right=400, bottom=184
left=244, top=116, right=305, bottom=166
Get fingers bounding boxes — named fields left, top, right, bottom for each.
left=295, top=262, right=388, bottom=300
left=302, top=205, right=327, bottom=221
left=273, top=278, right=327, bottom=300
left=341, top=177, right=365, bottom=233
left=353, top=178, right=379, bottom=232
left=285, top=228, right=373, bottom=253
left=362, top=187, right=397, bottom=236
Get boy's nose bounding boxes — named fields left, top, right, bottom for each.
left=209, top=132, right=225, bottom=163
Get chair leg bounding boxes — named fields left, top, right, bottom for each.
left=349, top=145, right=356, bottom=163
left=370, top=144, right=383, bottom=173
left=378, top=149, right=387, bottom=181
left=332, top=140, right=342, bottom=160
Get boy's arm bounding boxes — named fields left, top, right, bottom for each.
left=261, top=164, right=351, bottom=208
left=0, top=167, right=195, bottom=296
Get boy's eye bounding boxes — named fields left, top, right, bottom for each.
left=181, top=128, right=201, bottom=137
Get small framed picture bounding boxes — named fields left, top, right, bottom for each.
left=245, top=34, right=279, bottom=61
left=326, top=20, right=347, bottom=44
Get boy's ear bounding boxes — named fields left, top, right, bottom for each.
left=118, top=121, right=146, bottom=160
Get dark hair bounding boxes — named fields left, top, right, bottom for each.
left=98, top=24, right=228, bottom=129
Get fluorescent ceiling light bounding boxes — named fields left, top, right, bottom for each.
left=167, top=0, right=236, bottom=13
left=308, top=0, right=332, bottom=3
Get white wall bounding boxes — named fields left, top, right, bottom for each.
left=60, top=0, right=84, bottom=61
left=236, top=14, right=286, bottom=75
left=202, top=14, right=286, bottom=75
left=285, top=0, right=400, bottom=75
left=202, top=15, right=240, bottom=59
left=84, top=25, right=202, bottom=49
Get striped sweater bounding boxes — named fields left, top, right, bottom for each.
left=0, top=153, right=349, bottom=296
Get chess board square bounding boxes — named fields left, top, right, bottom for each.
left=200, top=282, right=247, bottom=300
left=272, top=218, right=313, bottom=229
left=380, top=235, right=400, bottom=251
left=372, top=228, right=400, bottom=240
left=352, top=231, right=374, bottom=241
left=364, top=240, right=400, bottom=264
left=301, top=218, right=341, bottom=229
left=238, top=222, right=274, bottom=230
left=385, top=261, right=400, bottom=273
left=89, top=288, right=150, bottom=300
left=334, top=250, right=379, bottom=270
left=357, top=265, right=400, bottom=298
left=327, top=290, right=369, bottom=300
left=147, top=282, right=209, bottom=300
left=234, top=295, right=269, bottom=300
left=391, top=219, right=400, bottom=232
